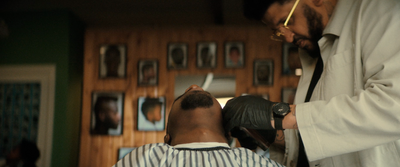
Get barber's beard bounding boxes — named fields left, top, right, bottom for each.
left=293, top=4, right=324, bottom=58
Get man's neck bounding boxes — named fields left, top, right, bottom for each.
left=174, top=142, right=230, bottom=149
left=170, top=128, right=228, bottom=146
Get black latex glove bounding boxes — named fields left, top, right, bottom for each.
left=223, top=95, right=277, bottom=133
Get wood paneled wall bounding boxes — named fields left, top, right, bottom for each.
left=79, top=26, right=300, bottom=167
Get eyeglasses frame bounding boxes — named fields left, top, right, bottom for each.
left=270, top=0, right=301, bottom=41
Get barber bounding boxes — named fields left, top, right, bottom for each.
left=223, top=0, right=400, bottom=167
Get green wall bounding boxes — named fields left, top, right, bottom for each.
left=0, top=11, right=84, bottom=167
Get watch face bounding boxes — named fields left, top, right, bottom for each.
left=273, top=103, right=290, bottom=116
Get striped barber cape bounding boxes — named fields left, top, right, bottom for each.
left=113, top=143, right=284, bottom=167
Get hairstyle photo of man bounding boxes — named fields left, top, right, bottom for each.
left=137, top=97, right=165, bottom=131
left=91, top=93, right=123, bottom=135
left=254, top=60, right=273, bottom=85
left=99, top=45, right=126, bottom=78
left=168, top=43, right=187, bottom=69
left=257, top=64, right=270, bottom=82
left=200, top=47, right=212, bottom=67
left=141, top=98, right=162, bottom=123
left=171, top=48, right=184, bottom=66
left=197, top=42, right=217, bottom=68
left=225, top=42, right=244, bottom=68
left=138, top=60, right=158, bottom=86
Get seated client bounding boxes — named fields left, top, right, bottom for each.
left=113, top=85, right=284, bottom=167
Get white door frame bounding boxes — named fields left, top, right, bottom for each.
left=0, top=65, right=55, bottom=167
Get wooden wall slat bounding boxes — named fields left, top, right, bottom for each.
left=79, top=26, right=300, bottom=167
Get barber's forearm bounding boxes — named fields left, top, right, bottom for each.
left=283, top=105, right=298, bottom=129
left=272, top=130, right=285, bottom=149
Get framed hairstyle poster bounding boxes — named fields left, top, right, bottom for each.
left=253, top=59, right=274, bottom=86
left=224, top=41, right=244, bottom=68
left=90, top=92, right=124, bottom=135
left=138, top=60, right=158, bottom=86
left=137, top=97, right=166, bottom=131
left=196, top=42, right=217, bottom=68
left=167, top=43, right=188, bottom=70
left=99, top=44, right=127, bottom=78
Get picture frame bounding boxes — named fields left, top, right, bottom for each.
left=137, top=97, right=166, bottom=131
left=196, top=42, right=217, bottom=68
left=224, top=41, right=245, bottom=68
left=118, top=147, right=136, bottom=160
left=282, top=42, right=302, bottom=76
left=167, top=43, right=188, bottom=69
left=138, top=60, right=158, bottom=86
left=253, top=59, right=274, bottom=86
left=281, top=87, right=297, bottom=104
left=90, top=92, right=124, bottom=135
left=99, top=44, right=127, bottom=78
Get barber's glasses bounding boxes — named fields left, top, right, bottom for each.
left=270, top=0, right=300, bottom=42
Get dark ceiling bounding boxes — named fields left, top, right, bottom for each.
left=0, top=0, right=264, bottom=27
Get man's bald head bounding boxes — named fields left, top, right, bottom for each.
left=165, top=85, right=227, bottom=145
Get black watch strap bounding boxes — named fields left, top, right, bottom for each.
left=274, top=117, right=283, bottom=130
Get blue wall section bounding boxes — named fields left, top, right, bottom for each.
left=0, top=11, right=84, bottom=167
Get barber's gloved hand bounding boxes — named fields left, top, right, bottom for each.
left=222, top=95, right=277, bottom=132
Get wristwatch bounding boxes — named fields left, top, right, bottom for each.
left=272, top=102, right=290, bottom=130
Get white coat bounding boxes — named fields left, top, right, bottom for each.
left=270, top=0, right=400, bottom=166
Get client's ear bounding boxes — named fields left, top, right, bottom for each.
left=164, top=134, right=171, bottom=144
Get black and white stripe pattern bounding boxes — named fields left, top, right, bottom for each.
left=113, top=143, right=284, bottom=167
